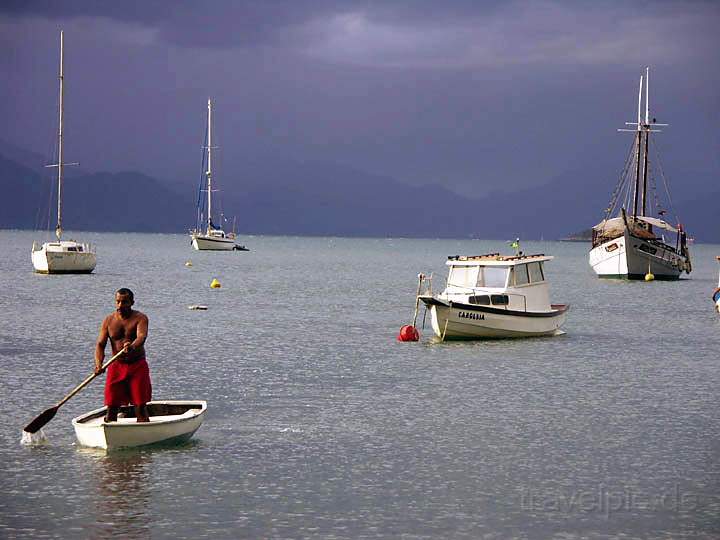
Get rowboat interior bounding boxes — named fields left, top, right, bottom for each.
left=76, top=402, right=203, bottom=425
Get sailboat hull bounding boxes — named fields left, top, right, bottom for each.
left=32, top=242, right=96, bottom=274
left=589, top=230, right=687, bottom=280
left=191, top=234, right=236, bottom=251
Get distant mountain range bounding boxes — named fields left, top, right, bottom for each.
left=1, top=146, right=717, bottom=241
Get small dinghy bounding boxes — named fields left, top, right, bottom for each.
left=72, top=400, right=207, bottom=450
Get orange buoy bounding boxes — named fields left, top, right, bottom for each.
left=397, top=325, right=420, bottom=342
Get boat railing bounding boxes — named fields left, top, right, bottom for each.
left=418, top=273, right=434, bottom=296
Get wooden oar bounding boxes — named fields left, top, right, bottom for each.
left=23, top=348, right=126, bottom=433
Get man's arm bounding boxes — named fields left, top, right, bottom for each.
left=128, top=313, right=148, bottom=351
left=95, top=317, right=109, bottom=374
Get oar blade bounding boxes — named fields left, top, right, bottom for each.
left=23, top=406, right=58, bottom=434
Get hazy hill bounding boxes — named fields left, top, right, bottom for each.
left=0, top=155, right=192, bottom=232
left=1, top=149, right=717, bottom=241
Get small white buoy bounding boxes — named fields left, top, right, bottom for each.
left=210, top=278, right=221, bottom=288
left=185, top=260, right=193, bottom=267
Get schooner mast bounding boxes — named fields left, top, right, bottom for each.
left=620, top=67, right=666, bottom=219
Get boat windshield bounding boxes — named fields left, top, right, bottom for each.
left=447, top=266, right=479, bottom=289
left=479, top=266, right=509, bottom=288
left=448, top=265, right=509, bottom=289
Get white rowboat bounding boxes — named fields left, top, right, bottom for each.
left=72, top=400, right=207, bottom=450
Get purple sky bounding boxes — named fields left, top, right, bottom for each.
left=1, top=0, right=718, bottom=197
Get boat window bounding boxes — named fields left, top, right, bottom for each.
left=527, top=261, right=544, bottom=283
left=491, top=294, right=509, bottom=305
left=447, top=265, right=479, bottom=289
left=468, top=295, right=490, bottom=305
left=66, top=246, right=77, bottom=252
left=76, top=246, right=84, bottom=252
left=513, top=264, right=530, bottom=286
left=479, top=266, right=508, bottom=288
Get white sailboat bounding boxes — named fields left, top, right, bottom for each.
left=190, top=99, right=246, bottom=251
left=31, top=31, right=96, bottom=274
left=589, top=68, right=690, bottom=280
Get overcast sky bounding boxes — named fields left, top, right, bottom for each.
left=1, top=0, right=718, bottom=197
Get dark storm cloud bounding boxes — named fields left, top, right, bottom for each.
left=0, top=0, right=718, bottom=200
left=2, top=0, right=716, bottom=65
left=0, top=0, right=341, bottom=49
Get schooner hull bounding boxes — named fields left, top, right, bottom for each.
left=589, top=230, right=687, bottom=280
left=32, top=246, right=96, bottom=274
left=191, top=234, right=236, bottom=251
left=425, top=301, right=568, bottom=340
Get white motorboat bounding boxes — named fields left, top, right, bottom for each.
left=72, top=400, right=207, bottom=450
left=589, top=68, right=690, bottom=280
left=31, top=31, right=96, bottom=274
left=418, top=252, right=568, bottom=340
left=190, top=99, right=247, bottom=251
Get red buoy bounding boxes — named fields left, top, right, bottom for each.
left=397, top=325, right=420, bottom=342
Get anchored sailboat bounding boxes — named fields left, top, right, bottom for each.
left=190, top=99, right=247, bottom=251
left=31, top=31, right=96, bottom=274
left=589, top=68, right=691, bottom=280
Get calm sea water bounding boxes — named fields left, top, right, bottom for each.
left=1, top=230, right=719, bottom=539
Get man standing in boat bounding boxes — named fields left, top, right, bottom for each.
left=95, top=288, right=152, bottom=423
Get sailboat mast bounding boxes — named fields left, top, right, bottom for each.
left=640, top=68, right=650, bottom=216
left=631, top=75, right=643, bottom=219
left=206, top=98, right=212, bottom=234
left=56, top=31, right=65, bottom=241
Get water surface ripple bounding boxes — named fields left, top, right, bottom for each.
left=1, top=231, right=719, bottom=539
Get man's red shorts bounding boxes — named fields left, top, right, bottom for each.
left=104, top=358, right=152, bottom=407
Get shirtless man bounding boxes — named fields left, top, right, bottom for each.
left=95, top=288, right=152, bottom=422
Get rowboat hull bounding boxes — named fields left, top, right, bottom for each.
left=72, top=400, right=207, bottom=450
